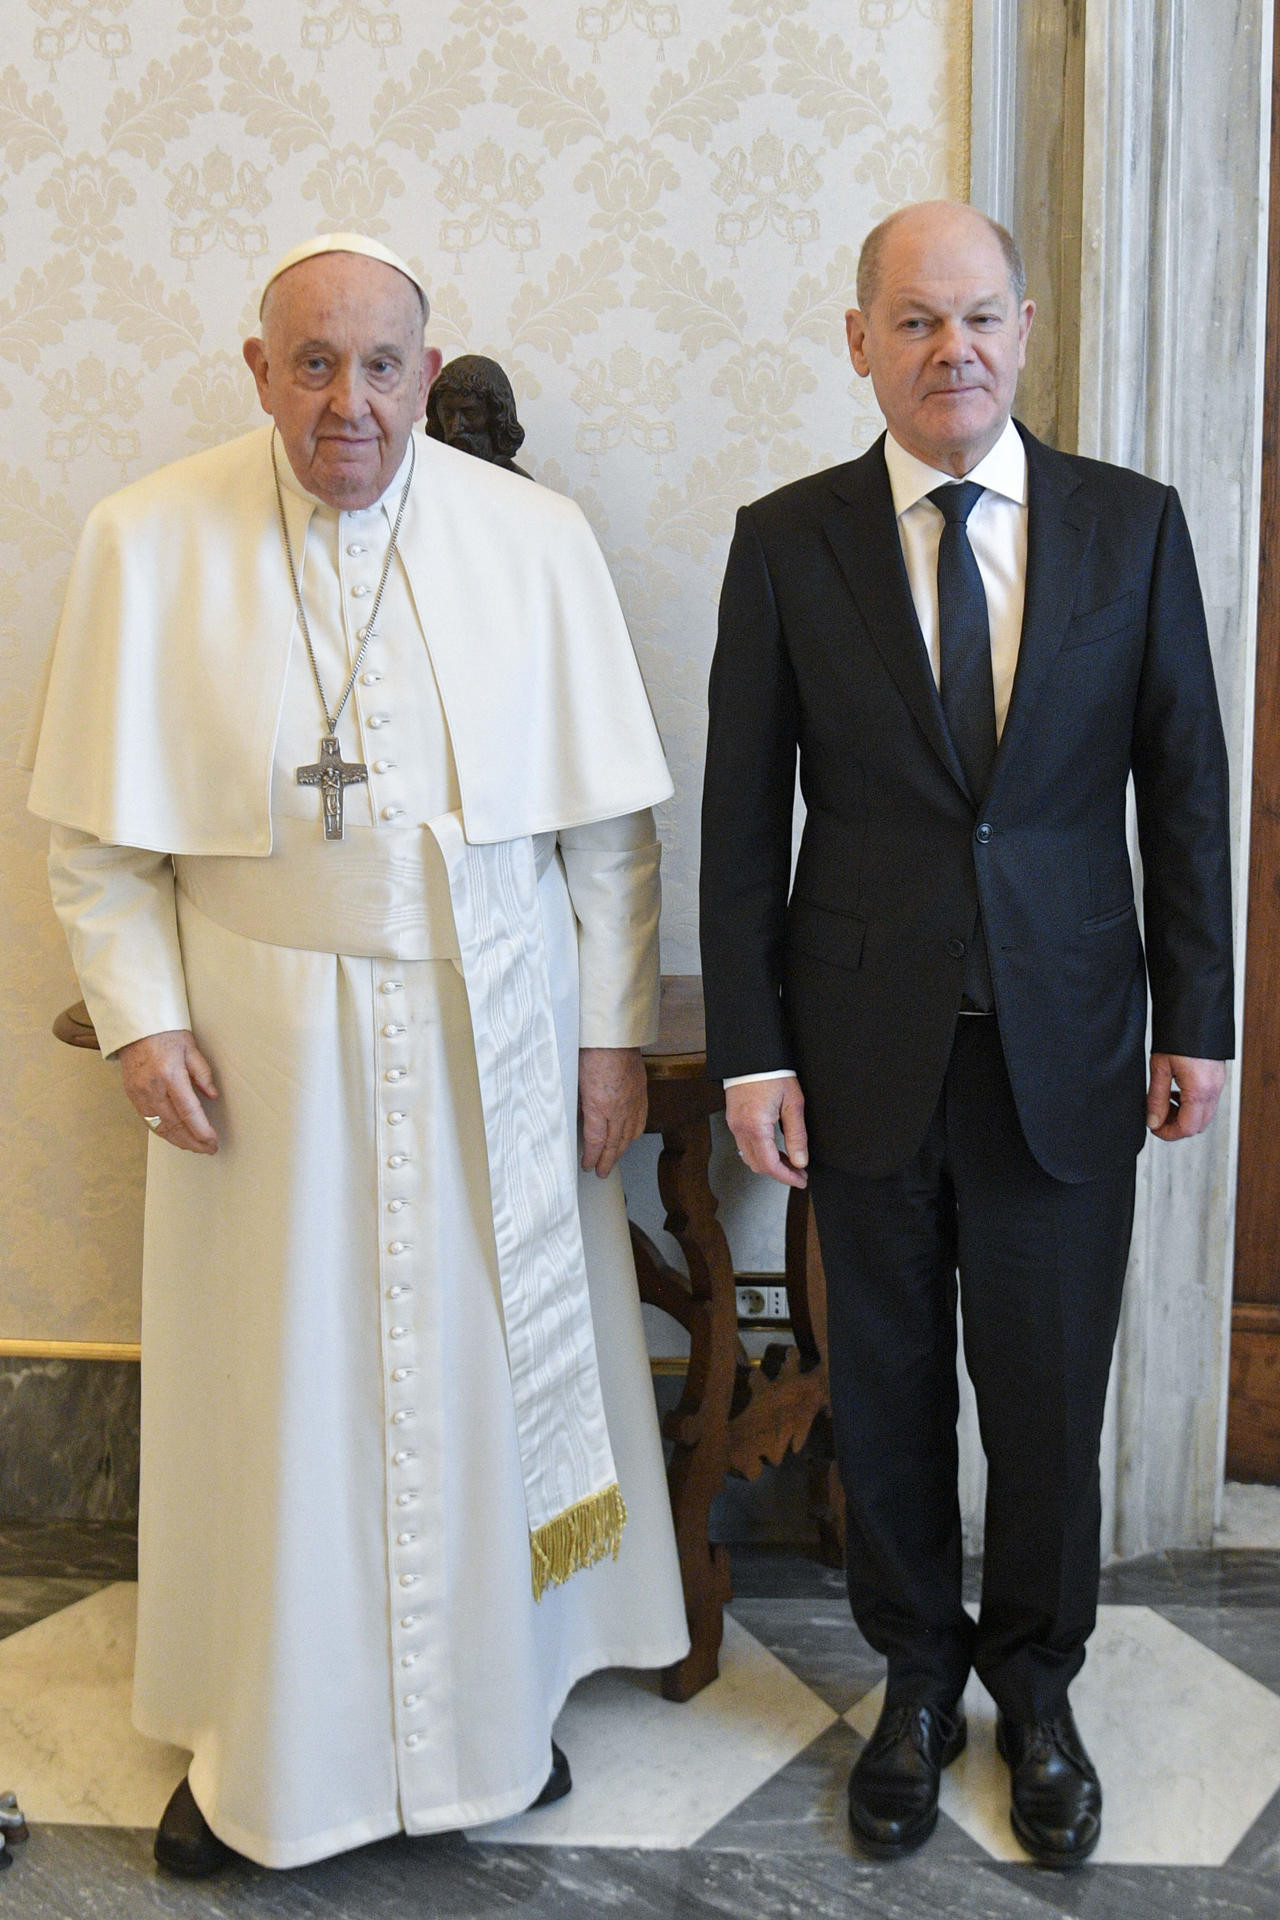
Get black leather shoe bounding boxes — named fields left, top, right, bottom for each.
left=154, top=1775, right=235, bottom=1878
left=847, top=1699, right=966, bottom=1859
left=997, top=1707, right=1101, bottom=1869
left=530, top=1740, right=572, bottom=1808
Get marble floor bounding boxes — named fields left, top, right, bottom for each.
left=1, top=1508, right=1278, bottom=1919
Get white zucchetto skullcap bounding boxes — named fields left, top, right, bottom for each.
left=258, top=232, right=430, bottom=319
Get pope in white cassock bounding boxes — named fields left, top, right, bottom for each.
left=26, top=233, right=690, bottom=1875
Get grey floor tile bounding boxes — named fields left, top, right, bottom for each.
left=698, top=1720, right=996, bottom=1871
left=727, top=1596, right=884, bottom=1711
left=0, top=1827, right=1052, bottom=1920
left=1097, top=1552, right=1280, bottom=1609
left=985, top=1860, right=1280, bottom=1919
left=573, top=1843, right=1060, bottom=1920
left=19, top=1831, right=1280, bottom=1920
left=0, top=1574, right=107, bottom=1641
left=701, top=1844, right=1075, bottom=1920
left=726, top=1545, right=849, bottom=1602
left=2, top=1827, right=648, bottom=1920
left=0, top=1522, right=136, bottom=1581
left=1153, top=1605, right=1280, bottom=1696
left=1227, top=1775, right=1280, bottom=1874
left=696, top=1721, right=861, bottom=1853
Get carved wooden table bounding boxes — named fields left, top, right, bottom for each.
left=633, top=976, right=843, bottom=1702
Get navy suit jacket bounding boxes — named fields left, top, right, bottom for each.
left=699, top=424, right=1234, bottom=1183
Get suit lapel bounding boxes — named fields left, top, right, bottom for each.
left=823, top=441, right=970, bottom=798
left=989, top=426, right=1096, bottom=791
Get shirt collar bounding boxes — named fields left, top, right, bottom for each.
left=883, top=416, right=1027, bottom=519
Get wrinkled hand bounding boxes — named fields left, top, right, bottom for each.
left=579, top=1046, right=647, bottom=1178
left=725, top=1075, right=809, bottom=1189
left=118, top=1029, right=219, bottom=1154
left=1146, top=1053, right=1226, bottom=1142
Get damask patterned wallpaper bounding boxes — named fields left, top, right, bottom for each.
left=0, top=0, right=969, bottom=1342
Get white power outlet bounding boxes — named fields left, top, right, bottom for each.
left=735, top=1284, right=790, bottom=1321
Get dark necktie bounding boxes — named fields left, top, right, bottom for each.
left=929, top=480, right=995, bottom=1010
left=929, top=481, right=996, bottom=803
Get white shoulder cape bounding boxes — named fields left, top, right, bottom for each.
left=26, top=426, right=671, bottom=853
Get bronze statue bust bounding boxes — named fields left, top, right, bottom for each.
left=425, top=355, right=530, bottom=477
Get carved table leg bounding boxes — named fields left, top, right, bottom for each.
left=648, top=1113, right=738, bottom=1700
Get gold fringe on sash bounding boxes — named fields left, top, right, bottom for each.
left=529, top=1483, right=628, bottom=1601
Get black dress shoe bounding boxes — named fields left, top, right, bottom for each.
left=847, top=1699, right=966, bottom=1859
left=154, top=1775, right=235, bottom=1878
left=530, top=1740, right=572, bottom=1808
left=997, top=1707, right=1101, bottom=1869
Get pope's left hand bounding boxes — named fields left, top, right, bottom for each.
left=579, top=1046, right=648, bottom=1178
left=1146, top=1053, right=1227, bottom=1141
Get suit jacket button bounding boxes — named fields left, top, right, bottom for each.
left=946, top=937, right=966, bottom=958
left=975, top=822, right=993, bottom=843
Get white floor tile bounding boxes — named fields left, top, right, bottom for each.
left=847, top=1605, right=1280, bottom=1865
left=467, top=1613, right=838, bottom=1850
left=0, top=1582, right=186, bottom=1827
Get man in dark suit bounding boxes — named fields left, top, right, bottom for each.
left=700, top=201, right=1233, bottom=1869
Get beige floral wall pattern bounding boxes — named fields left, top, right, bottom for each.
left=0, top=0, right=969, bottom=1341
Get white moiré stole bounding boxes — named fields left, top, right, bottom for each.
left=429, top=812, right=625, bottom=1597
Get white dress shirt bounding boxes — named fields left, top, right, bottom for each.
left=725, top=416, right=1029, bottom=1086
left=885, top=415, right=1028, bottom=741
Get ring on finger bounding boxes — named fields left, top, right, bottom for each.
left=143, top=1115, right=163, bottom=1131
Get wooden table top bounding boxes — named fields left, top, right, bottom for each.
left=642, top=975, right=709, bottom=1079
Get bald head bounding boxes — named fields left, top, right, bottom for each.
left=244, top=251, right=440, bottom=510
left=857, top=202, right=1026, bottom=312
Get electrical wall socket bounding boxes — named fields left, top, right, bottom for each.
left=735, top=1284, right=790, bottom=1321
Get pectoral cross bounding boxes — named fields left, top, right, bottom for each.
left=296, top=734, right=368, bottom=841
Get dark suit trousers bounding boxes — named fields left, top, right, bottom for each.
left=810, top=1015, right=1135, bottom=1724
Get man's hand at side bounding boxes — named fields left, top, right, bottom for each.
left=726, top=1074, right=809, bottom=1188
left=1146, top=1053, right=1226, bottom=1142
left=118, top=1030, right=219, bottom=1154
left=579, top=1046, right=647, bottom=1178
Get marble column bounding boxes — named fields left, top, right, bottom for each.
left=971, top=0, right=1270, bottom=1554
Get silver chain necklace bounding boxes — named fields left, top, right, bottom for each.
left=271, top=427, right=416, bottom=840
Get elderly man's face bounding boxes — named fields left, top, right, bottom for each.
left=844, top=203, right=1034, bottom=478
left=243, top=254, right=441, bottom=509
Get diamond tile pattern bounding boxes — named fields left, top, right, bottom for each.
left=468, top=1614, right=837, bottom=1848
left=847, top=1608, right=1280, bottom=1866
left=4, top=1578, right=1280, bottom=1877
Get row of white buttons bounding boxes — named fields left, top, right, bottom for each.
left=373, top=954, right=432, bottom=1767
left=342, top=447, right=435, bottom=1750
left=346, top=522, right=405, bottom=832
left=341, top=531, right=382, bottom=840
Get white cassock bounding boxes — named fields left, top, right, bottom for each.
left=29, top=430, right=689, bottom=1868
